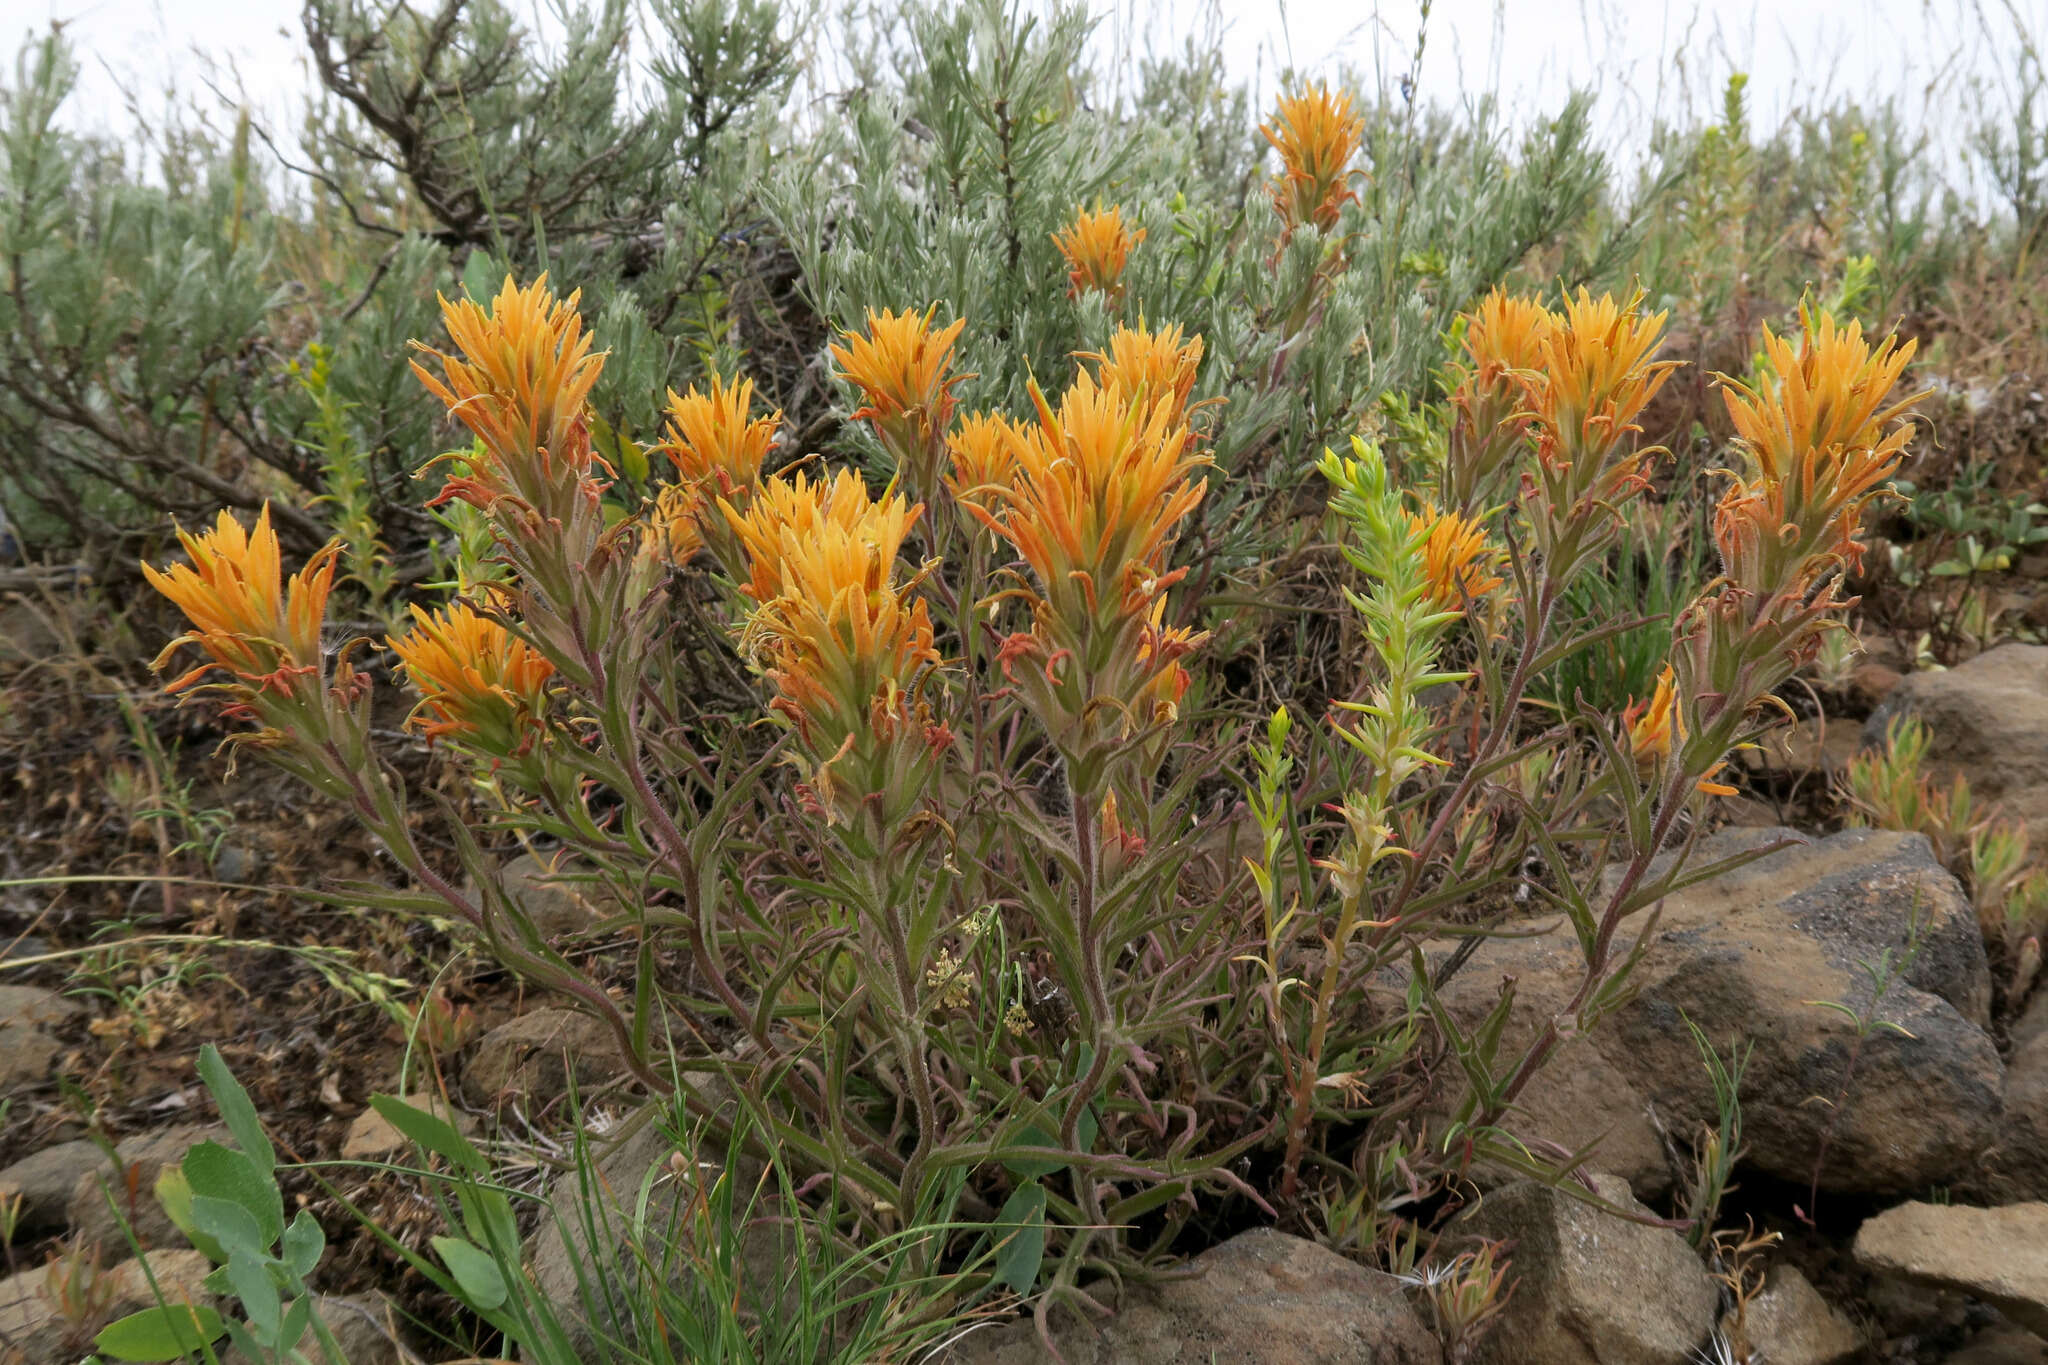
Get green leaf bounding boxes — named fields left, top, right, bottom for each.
left=282, top=1209, right=325, bottom=1279
left=369, top=1095, right=490, bottom=1178
left=461, top=251, right=502, bottom=305
left=189, top=1192, right=269, bottom=1262
left=433, top=1235, right=509, bottom=1310
left=94, top=1304, right=226, bottom=1361
left=154, top=1166, right=225, bottom=1263
left=182, top=1143, right=284, bottom=1249
left=197, top=1044, right=273, bottom=1178
left=1001, top=1125, right=1061, bottom=1179
left=992, top=1182, right=1047, bottom=1296
left=226, top=1251, right=282, bottom=1340
left=277, top=1292, right=313, bottom=1352
left=457, top=1186, right=521, bottom=1258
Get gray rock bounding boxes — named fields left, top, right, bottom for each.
left=102, top=1247, right=214, bottom=1313
left=1854, top=1201, right=2048, bottom=1338
left=1866, top=643, right=2048, bottom=848
left=1997, top=995, right=2048, bottom=1200
left=1730, top=1264, right=1863, bottom=1365
left=0, top=983, right=80, bottom=1091
left=224, top=1292, right=404, bottom=1365
left=470, top=851, right=612, bottom=941
left=0, top=1247, right=212, bottom=1361
left=459, top=1008, right=630, bottom=1109
left=67, top=1123, right=231, bottom=1252
left=1434, top=828, right=2001, bottom=1198
left=934, top=1228, right=1440, bottom=1365
left=1946, top=1324, right=2048, bottom=1364
left=0, top=1139, right=102, bottom=1237
left=210, top=843, right=262, bottom=885
left=1452, top=1172, right=1717, bottom=1365
left=0, top=934, right=49, bottom=965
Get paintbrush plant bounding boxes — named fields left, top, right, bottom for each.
left=143, top=267, right=1920, bottom=1352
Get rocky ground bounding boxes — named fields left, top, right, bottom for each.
left=6, top=595, right=2048, bottom=1360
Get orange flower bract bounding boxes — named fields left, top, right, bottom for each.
left=1625, top=665, right=1681, bottom=762
left=827, top=304, right=962, bottom=444
left=649, top=371, right=780, bottom=566
left=1457, top=290, right=1553, bottom=401
left=1713, top=311, right=1920, bottom=590
left=1077, top=322, right=1205, bottom=427
left=723, top=468, right=947, bottom=825
left=1529, top=290, right=1676, bottom=459
left=387, top=602, right=555, bottom=754
left=981, top=376, right=1208, bottom=630
left=1262, top=83, right=1365, bottom=233
left=945, top=411, right=1024, bottom=512
left=1052, top=203, right=1145, bottom=299
left=143, top=505, right=339, bottom=695
left=1408, top=504, right=1504, bottom=611
left=659, top=372, right=780, bottom=496
left=409, top=274, right=606, bottom=512
left=1624, top=666, right=1738, bottom=797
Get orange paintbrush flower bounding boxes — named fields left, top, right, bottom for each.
left=725, top=468, right=946, bottom=827
left=143, top=505, right=339, bottom=695
left=973, top=377, right=1210, bottom=764
left=1625, top=664, right=1681, bottom=762
left=1441, top=290, right=1558, bottom=510
left=1077, top=322, right=1205, bottom=427
left=648, top=371, right=780, bottom=567
left=1529, top=290, right=1676, bottom=461
left=659, top=371, right=779, bottom=496
left=1512, top=291, right=1676, bottom=567
left=830, top=306, right=969, bottom=487
left=1713, top=310, right=1920, bottom=592
left=387, top=602, right=555, bottom=754
left=1262, top=83, right=1365, bottom=233
left=1457, top=290, right=1554, bottom=404
left=1135, top=600, right=1203, bottom=724
left=724, top=467, right=922, bottom=608
left=945, top=411, right=1024, bottom=513
left=1624, top=665, right=1738, bottom=797
left=1408, top=504, right=1504, bottom=612
left=1052, top=203, right=1145, bottom=299
left=649, top=481, right=712, bottom=565
left=981, top=376, right=1208, bottom=632
left=409, top=274, right=606, bottom=514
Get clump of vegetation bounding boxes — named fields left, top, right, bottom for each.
left=141, top=241, right=1918, bottom=1348
left=4, top=0, right=2046, bottom=1359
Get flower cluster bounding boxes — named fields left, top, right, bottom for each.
left=1441, top=290, right=1553, bottom=510
left=1443, top=289, right=1677, bottom=570
left=1262, top=83, right=1365, bottom=234
left=1407, top=504, right=1503, bottom=612
left=409, top=274, right=608, bottom=528
left=831, top=306, right=969, bottom=497
left=724, top=468, right=948, bottom=830
left=1712, top=312, right=1917, bottom=599
left=1052, top=203, right=1145, bottom=299
left=143, top=506, right=338, bottom=702
left=968, top=361, right=1210, bottom=779
left=944, top=411, right=1024, bottom=514
left=649, top=372, right=780, bottom=567
left=386, top=602, right=555, bottom=757
left=1077, top=322, right=1205, bottom=427
left=1669, top=309, right=1924, bottom=752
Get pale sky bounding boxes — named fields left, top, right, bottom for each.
left=20, top=0, right=2040, bottom=197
